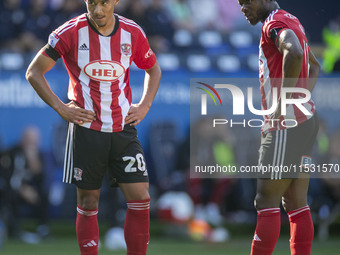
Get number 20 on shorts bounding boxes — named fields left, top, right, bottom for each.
left=123, top=153, right=146, bottom=172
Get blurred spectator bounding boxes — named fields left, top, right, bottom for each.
left=147, top=122, right=180, bottom=192
left=0, top=0, right=26, bottom=52
left=188, top=117, right=237, bottom=226
left=51, top=0, right=85, bottom=28
left=19, top=0, right=53, bottom=52
left=113, top=0, right=129, bottom=14
left=144, top=0, right=175, bottom=52
left=165, top=0, right=195, bottom=31
left=322, top=126, right=340, bottom=200
left=0, top=126, right=49, bottom=242
left=187, top=0, right=219, bottom=30
left=120, top=0, right=148, bottom=31
left=314, top=119, right=331, bottom=165
left=0, top=0, right=85, bottom=53
left=323, top=16, right=340, bottom=73
left=317, top=126, right=340, bottom=240
left=0, top=0, right=246, bottom=54
left=216, top=0, right=244, bottom=32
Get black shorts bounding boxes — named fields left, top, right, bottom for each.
left=258, top=113, right=319, bottom=179
left=63, top=123, right=149, bottom=190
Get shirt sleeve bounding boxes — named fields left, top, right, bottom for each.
left=264, top=20, right=288, bottom=44
left=42, top=43, right=61, bottom=61
left=133, top=29, right=157, bottom=70
left=46, top=30, right=71, bottom=57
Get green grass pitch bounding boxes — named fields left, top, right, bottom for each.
left=1, top=237, right=340, bottom=255
left=1, top=221, right=339, bottom=255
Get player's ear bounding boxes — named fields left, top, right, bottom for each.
left=114, top=0, right=120, bottom=6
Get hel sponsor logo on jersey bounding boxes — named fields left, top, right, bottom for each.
left=84, top=60, right=125, bottom=82
left=48, top=33, right=60, bottom=48
left=74, top=167, right=83, bottom=181
left=300, top=156, right=312, bottom=169
left=121, top=43, right=132, bottom=56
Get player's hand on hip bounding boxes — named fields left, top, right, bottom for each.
left=270, top=107, right=281, bottom=120
left=270, top=100, right=282, bottom=120
left=58, top=101, right=96, bottom=125
left=125, top=104, right=149, bottom=126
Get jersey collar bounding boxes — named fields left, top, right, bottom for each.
left=86, top=14, right=119, bottom=37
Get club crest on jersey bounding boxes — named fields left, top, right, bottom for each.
left=74, top=168, right=83, bottom=181
left=121, top=43, right=132, bottom=56
left=84, top=60, right=125, bottom=82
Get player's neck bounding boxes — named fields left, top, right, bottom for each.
left=87, top=14, right=116, bottom=37
left=262, top=3, right=280, bottom=23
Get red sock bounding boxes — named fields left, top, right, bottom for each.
left=288, top=206, right=313, bottom=255
left=251, top=208, right=281, bottom=255
left=125, top=199, right=150, bottom=255
left=76, top=206, right=99, bottom=255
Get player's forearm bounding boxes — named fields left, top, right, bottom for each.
left=281, top=50, right=303, bottom=99
left=282, top=50, right=303, bottom=85
left=26, top=71, right=64, bottom=113
left=307, top=52, right=320, bottom=92
left=139, top=61, right=161, bottom=109
left=307, top=65, right=319, bottom=92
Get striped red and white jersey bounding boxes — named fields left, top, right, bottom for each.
left=259, top=9, right=315, bottom=134
left=46, top=14, right=156, bottom=133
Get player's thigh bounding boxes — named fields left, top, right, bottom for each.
left=282, top=176, right=310, bottom=212
left=284, top=114, right=319, bottom=174
left=258, top=130, right=289, bottom=180
left=108, top=125, right=149, bottom=189
left=73, top=125, right=111, bottom=189
left=255, top=178, right=292, bottom=209
left=259, top=115, right=319, bottom=180
left=118, top=182, right=150, bottom=201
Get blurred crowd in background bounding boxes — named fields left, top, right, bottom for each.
left=1, top=0, right=340, bottom=248
left=0, top=0, right=244, bottom=53
left=1, top=0, right=340, bottom=72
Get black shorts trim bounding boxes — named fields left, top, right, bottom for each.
left=63, top=122, right=75, bottom=184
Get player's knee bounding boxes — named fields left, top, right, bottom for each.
left=121, top=183, right=150, bottom=201
left=282, top=196, right=306, bottom=213
left=254, top=193, right=280, bottom=210
left=281, top=197, right=289, bottom=212
left=126, top=194, right=150, bottom=202
left=254, top=194, right=265, bottom=210
left=133, top=189, right=150, bottom=201
left=140, top=194, right=150, bottom=201
left=282, top=200, right=300, bottom=213
left=78, top=194, right=100, bottom=210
